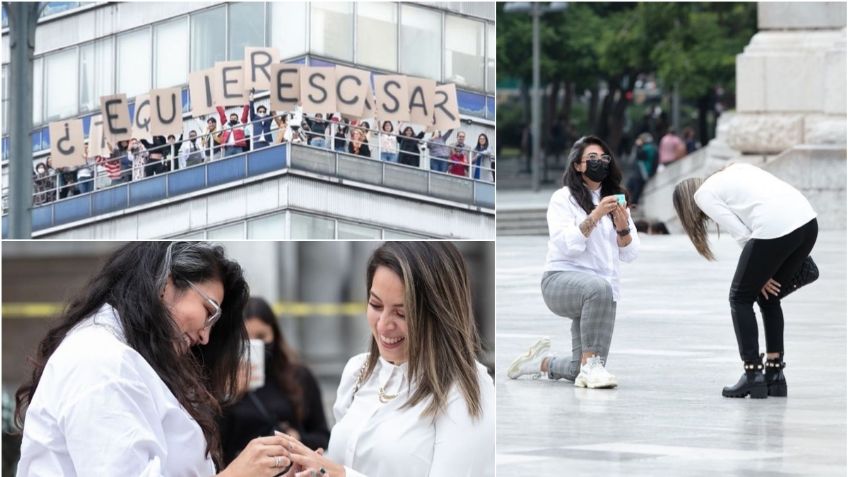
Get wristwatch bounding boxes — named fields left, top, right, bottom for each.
left=616, top=227, right=631, bottom=237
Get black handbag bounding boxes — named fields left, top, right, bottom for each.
left=780, top=256, right=819, bottom=299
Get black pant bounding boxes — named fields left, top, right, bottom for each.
left=729, top=219, right=818, bottom=361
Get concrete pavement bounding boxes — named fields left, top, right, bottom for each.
left=496, top=231, right=846, bottom=476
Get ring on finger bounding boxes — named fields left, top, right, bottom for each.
left=274, top=456, right=282, bottom=468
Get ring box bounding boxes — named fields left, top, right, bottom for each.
left=614, top=194, right=626, bottom=206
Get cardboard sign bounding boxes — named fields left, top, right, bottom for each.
left=189, top=69, right=216, bottom=117
left=334, top=65, right=371, bottom=119
left=433, top=83, right=461, bottom=131
left=150, top=87, right=184, bottom=137
left=99, top=94, right=132, bottom=143
left=406, top=77, right=436, bottom=127
left=87, top=115, right=108, bottom=158
left=49, top=119, right=86, bottom=167
left=375, top=75, right=410, bottom=123
left=243, top=47, right=280, bottom=92
left=269, top=63, right=301, bottom=112
left=131, top=94, right=153, bottom=142
left=300, top=67, right=336, bottom=115
left=213, top=61, right=246, bottom=106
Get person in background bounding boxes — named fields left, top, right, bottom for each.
left=658, top=128, right=686, bottom=168
left=76, top=147, right=94, bottom=194
left=272, top=112, right=293, bottom=144
left=180, top=130, right=205, bottom=168
left=448, top=132, right=469, bottom=177
left=626, top=132, right=659, bottom=206
left=379, top=121, right=398, bottom=163
left=472, top=133, right=494, bottom=181
left=106, top=140, right=132, bottom=184
left=141, top=136, right=168, bottom=176
left=348, top=128, right=371, bottom=158
left=305, top=113, right=328, bottom=149
left=249, top=91, right=273, bottom=150
left=428, top=129, right=454, bottom=173
left=216, top=104, right=250, bottom=158
left=397, top=125, right=425, bottom=167
left=202, top=117, right=221, bottom=161
left=333, top=116, right=349, bottom=153
left=682, top=126, right=699, bottom=154
left=220, top=297, right=330, bottom=465
left=33, top=161, right=54, bottom=205
left=128, top=138, right=148, bottom=181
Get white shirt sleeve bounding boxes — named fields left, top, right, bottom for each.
left=619, top=209, right=640, bottom=263
left=58, top=374, right=168, bottom=476
left=694, top=186, right=752, bottom=247
left=547, top=191, right=590, bottom=257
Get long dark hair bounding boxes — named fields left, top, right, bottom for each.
left=243, top=297, right=304, bottom=424
left=14, top=242, right=250, bottom=467
left=363, top=242, right=482, bottom=419
left=562, top=135, right=628, bottom=215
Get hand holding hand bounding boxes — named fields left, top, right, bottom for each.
left=220, top=435, right=291, bottom=477
left=276, top=433, right=345, bottom=477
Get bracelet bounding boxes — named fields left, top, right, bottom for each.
left=616, top=227, right=631, bottom=237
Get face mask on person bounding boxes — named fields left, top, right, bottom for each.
left=229, top=120, right=238, bottom=126
left=583, top=159, right=609, bottom=182
left=264, top=342, right=275, bottom=358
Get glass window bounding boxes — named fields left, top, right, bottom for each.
left=117, top=28, right=151, bottom=98
left=155, top=17, right=189, bottom=88
left=191, top=6, right=226, bottom=72
left=228, top=2, right=265, bottom=61
left=2, top=65, right=7, bottom=135
left=486, top=23, right=495, bottom=93
left=270, top=2, right=307, bottom=59
left=79, top=38, right=114, bottom=113
left=338, top=221, right=381, bottom=239
left=290, top=212, right=335, bottom=239
left=207, top=222, right=245, bottom=239
left=310, top=2, right=353, bottom=61
left=383, top=229, right=426, bottom=239
left=173, top=231, right=206, bottom=239
left=247, top=212, right=284, bottom=238
left=399, top=5, right=441, bottom=81
left=356, top=3, right=397, bottom=71
left=33, top=58, right=43, bottom=125
left=45, top=48, right=78, bottom=120
left=445, top=15, right=485, bottom=91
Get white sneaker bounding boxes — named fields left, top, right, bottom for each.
left=574, top=356, right=617, bottom=389
left=507, top=337, right=551, bottom=379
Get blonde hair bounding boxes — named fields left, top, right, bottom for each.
left=673, top=177, right=716, bottom=261
left=363, top=242, right=482, bottom=419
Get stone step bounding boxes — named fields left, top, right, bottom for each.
left=497, top=208, right=548, bottom=236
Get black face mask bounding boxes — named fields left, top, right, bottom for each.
left=229, top=120, right=237, bottom=126
left=264, top=342, right=275, bottom=358
left=583, top=159, right=609, bottom=182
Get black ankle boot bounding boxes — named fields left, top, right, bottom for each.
left=765, top=354, right=787, bottom=397
left=722, top=359, right=767, bottom=399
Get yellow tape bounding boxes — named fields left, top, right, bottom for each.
left=2, top=302, right=366, bottom=318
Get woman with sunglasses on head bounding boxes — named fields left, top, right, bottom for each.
left=673, top=164, right=817, bottom=399
left=507, top=136, right=639, bottom=389
left=15, top=242, right=294, bottom=476
left=276, top=242, right=495, bottom=477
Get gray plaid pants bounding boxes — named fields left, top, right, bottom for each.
left=541, top=270, right=617, bottom=380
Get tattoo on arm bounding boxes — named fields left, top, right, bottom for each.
left=579, top=217, right=596, bottom=237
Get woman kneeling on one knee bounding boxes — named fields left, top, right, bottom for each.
left=673, top=163, right=817, bottom=399
left=507, top=135, right=639, bottom=389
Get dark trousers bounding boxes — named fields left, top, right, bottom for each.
left=729, top=219, right=818, bottom=361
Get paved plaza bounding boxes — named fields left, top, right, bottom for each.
left=496, top=232, right=846, bottom=476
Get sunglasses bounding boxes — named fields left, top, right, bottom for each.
left=186, top=281, right=222, bottom=329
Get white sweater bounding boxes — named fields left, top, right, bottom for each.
left=694, top=163, right=817, bottom=247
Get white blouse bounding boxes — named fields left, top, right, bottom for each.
left=694, top=163, right=817, bottom=247
left=17, top=304, right=216, bottom=477
left=545, top=186, right=640, bottom=301
left=326, top=353, right=495, bottom=477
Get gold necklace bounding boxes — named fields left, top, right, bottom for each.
left=378, top=385, right=398, bottom=403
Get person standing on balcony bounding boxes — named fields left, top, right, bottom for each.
left=333, top=116, right=350, bottom=153
left=248, top=91, right=273, bottom=150
left=305, top=113, right=328, bottom=149
left=180, top=130, right=205, bottom=168
left=472, top=133, right=494, bottom=181
left=428, top=129, right=454, bottom=173
left=202, top=117, right=221, bottom=161
left=348, top=128, right=371, bottom=158
left=216, top=104, right=250, bottom=158
left=398, top=125, right=425, bottom=167
left=379, top=121, right=398, bottom=163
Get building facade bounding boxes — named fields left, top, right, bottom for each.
left=1, top=1, right=496, bottom=239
